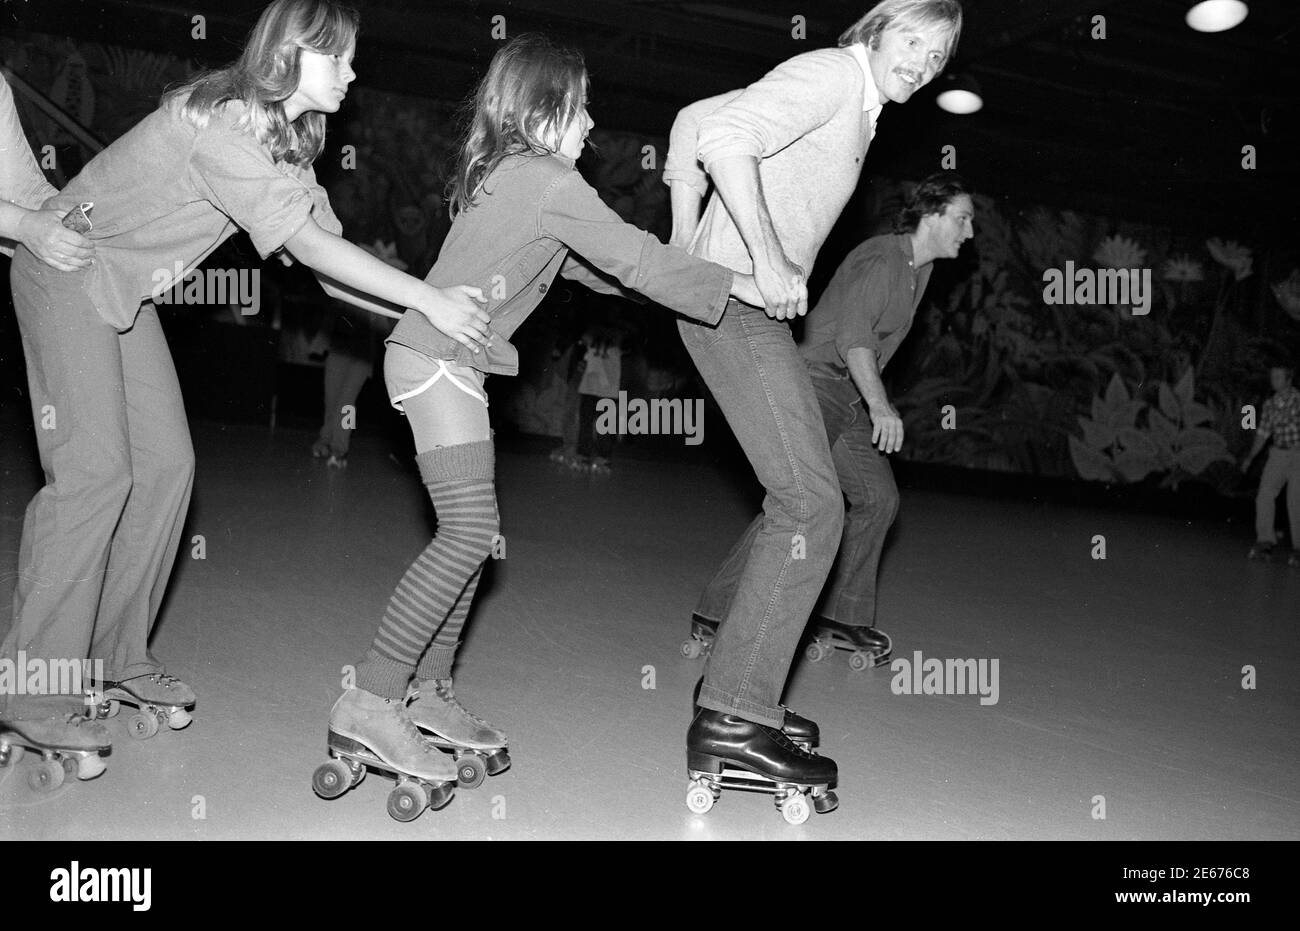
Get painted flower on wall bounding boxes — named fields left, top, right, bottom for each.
left=1272, top=269, right=1300, bottom=321
left=359, top=240, right=408, bottom=271
left=1093, top=234, right=1147, bottom=269
left=1205, top=238, right=1253, bottom=281
left=1162, top=255, right=1204, bottom=283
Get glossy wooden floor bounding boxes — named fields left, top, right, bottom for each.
left=2, top=421, right=1297, bottom=839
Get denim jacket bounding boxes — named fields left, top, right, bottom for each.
left=387, top=152, right=733, bottom=376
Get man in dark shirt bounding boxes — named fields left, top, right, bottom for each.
left=689, top=172, right=974, bottom=668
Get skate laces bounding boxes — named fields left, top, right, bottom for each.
left=430, top=679, right=491, bottom=728
left=767, top=722, right=815, bottom=759
left=389, top=699, right=440, bottom=756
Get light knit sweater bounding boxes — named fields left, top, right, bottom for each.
left=663, top=45, right=878, bottom=278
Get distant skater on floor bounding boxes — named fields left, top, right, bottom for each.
left=1242, top=362, right=1300, bottom=567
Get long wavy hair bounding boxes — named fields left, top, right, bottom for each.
left=448, top=34, right=588, bottom=218
left=164, top=0, right=358, bottom=167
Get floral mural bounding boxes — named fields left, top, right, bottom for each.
left=4, top=30, right=1299, bottom=497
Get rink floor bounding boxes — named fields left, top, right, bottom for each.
left=1, top=419, right=1297, bottom=840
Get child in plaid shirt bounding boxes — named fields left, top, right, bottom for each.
left=1242, top=363, right=1300, bottom=566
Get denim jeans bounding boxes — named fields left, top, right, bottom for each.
left=696, top=361, right=900, bottom=635
left=678, top=300, right=843, bottom=727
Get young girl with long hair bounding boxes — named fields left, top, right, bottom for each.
left=0, top=0, right=490, bottom=781
left=324, top=33, right=759, bottom=807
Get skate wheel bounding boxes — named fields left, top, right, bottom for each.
left=681, top=640, right=702, bottom=659
left=780, top=793, right=810, bottom=825
left=312, top=760, right=353, bottom=800
left=456, top=753, right=487, bottom=790
left=76, top=754, right=107, bottom=781
left=426, top=781, right=455, bottom=811
left=686, top=781, right=715, bottom=814
left=28, top=759, right=65, bottom=793
left=128, top=711, right=160, bottom=740
left=483, top=748, right=510, bottom=776
left=166, top=708, right=192, bottom=730
left=813, top=790, right=838, bottom=814
left=848, top=651, right=870, bottom=672
left=101, top=699, right=121, bottom=719
left=805, top=642, right=827, bottom=663
left=0, top=743, right=22, bottom=767
left=387, top=782, right=429, bottom=822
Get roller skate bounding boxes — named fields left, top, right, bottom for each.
left=691, top=677, right=819, bottom=749
left=684, top=708, right=838, bottom=825
left=91, top=672, right=195, bottom=739
left=589, top=456, right=612, bottom=475
left=0, top=713, right=111, bottom=791
left=314, top=688, right=457, bottom=822
left=405, top=678, right=510, bottom=790
left=680, top=613, right=717, bottom=659
left=311, top=437, right=332, bottom=459
left=1247, top=541, right=1276, bottom=562
left=805, top=617, right=892, bottom=672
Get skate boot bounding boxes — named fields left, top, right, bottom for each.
left=685, top=708, right=838, bottom=825
left=406, top=678, right=510, bottom=789
left=806, top=617, right=892, bottom=671
left=94, top=672, right=195, bottom=739
left=691, top=677, right=819, bottom=749
left=1248, top=541, right=1276, bottom=561
left=0, top=712, right=112, bottom=790
left=314, top=688, right=456, bottom=822
left=680, top=613, right=718, bottom=659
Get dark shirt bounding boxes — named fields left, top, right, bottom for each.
left=799, top=232, right=931, bottom=376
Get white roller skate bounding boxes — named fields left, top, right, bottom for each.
left=315, top=689, right=456, bottom=822
left=92, top=672, right=195, bottom=739
left=405, top=678, right=510, bottom=789
left=0, top=713, right=111, bottom=791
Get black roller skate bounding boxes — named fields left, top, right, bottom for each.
left=691, top=677, right=818, bottom=749
left=680, top=613, right=718, bottom=659
left=805, top=617, right=892, bottom=671
left=685, top=708, right=838, bottom=825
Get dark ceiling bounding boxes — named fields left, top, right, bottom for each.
left=10, top=0, right=1300, bottom=237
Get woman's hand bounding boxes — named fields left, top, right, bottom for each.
left=729, top=273, right=766, bottom=309
left=416, top=284, right=493, bottom=353
left=17, top=209, right=93, bottom=271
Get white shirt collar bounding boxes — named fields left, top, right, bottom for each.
left=847, top=42, right=884, bottom=121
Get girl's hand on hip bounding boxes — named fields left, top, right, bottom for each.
left=18, top=209, right=94, bottom=271
left=418, top=284, right=493, bottom=352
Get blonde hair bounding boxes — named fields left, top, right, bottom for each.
left=448, top=34, right=588, bottom=217
left=839, top=0, right=963, bottom=63
left=165, top=0, right=358, bottom=166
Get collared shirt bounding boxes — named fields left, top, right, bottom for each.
left=662, top=46, right=881, bottom=280
left=0, top=73, right=59, bottom=258
left=846, top=42, right=884, bottom=134
left=800, top=233, right=931, bottom=374
left=42, top=97, right=341, bottom=332
left=1261, top=386, right=1300, bottom=449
